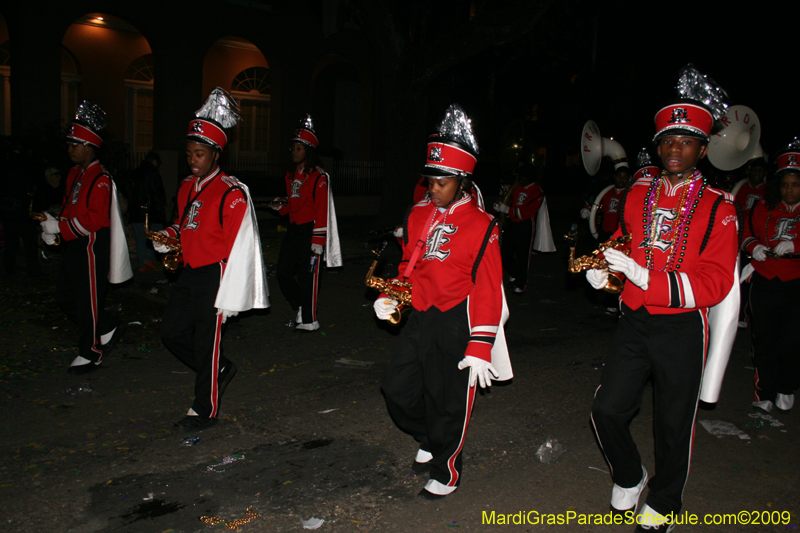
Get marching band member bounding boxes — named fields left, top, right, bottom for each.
left=735, top=157, right=768, bottom=218
left=587, top=65, right=739, bottom=531
left=40, top=101, right=132, bottom=375
left=271, top=115, right=341, bottom=331
left=493, top=162, right=544, bottom=293
left=157, top=88, right=268, bottom=432
left=735, top=157, right=768, bottom=327
left=742, top=139, right=800, bottom=413
left=376, top=104, right=511, bottom=500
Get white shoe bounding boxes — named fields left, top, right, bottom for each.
left=737, top=321, right=748, bottom=328
left=509, top=277, right=516, bottom=283
left=611, top=465, right=648, bottom=514
left=513, top=287, right=524, bottom=293
left=775, top=394, right=795, bottom=411
left=296, top=307, right=303, bottom=324
left=752, top=400, right=774, bottom=413
left=295, top=321, right=320, bottom=332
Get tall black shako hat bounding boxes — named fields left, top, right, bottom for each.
left=774, top=138, right=800, bottom=176
left=653, top=64, right=730, bottom=142
left=186, top=88, right=240, bottom=150
left=422, top=104, right=479, bottom=179
left=292, top=115, right=319, bottom=149
left=66, top=100, right=107, bottom=148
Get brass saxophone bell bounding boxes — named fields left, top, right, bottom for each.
left=568, top=235, right=632, bottom=294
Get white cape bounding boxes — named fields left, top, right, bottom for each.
left=215, top=182, right=270, bottom=312
left=109, top=181, right=133, bottom=284
left=491, top=285, right=513, bottom=381
left=700, top=261, right=740, bottom=403
left=533, top=197, right=556, bottom=253
left=325, top=187, right=343, bottom=268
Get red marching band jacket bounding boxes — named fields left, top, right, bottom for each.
left=387, top=194, right=504, bottom=362
left=276, top=166, right=329, bottom=246
left=58, top=160, right=112, bottom=239
left=735, top=182, right=766, bottom=219
left=599, top=187, right=626, bottom=234
left=163, top=168, right=247, bottom=268
left=613, top=175, right=739, bottom=315
left=742, top=199, right=800, bottom=282
left=508, top=182, right=544, bottom=223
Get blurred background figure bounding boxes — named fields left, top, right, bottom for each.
left=124, top=151, right=166, bottom=272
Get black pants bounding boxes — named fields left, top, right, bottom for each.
left=750, top=274, right=800, bottom=402
left=591, top=303, right=705, bottom=516
left=381, top=300, right=475, bottom=489
left=161, top=263, right=231, bottom=419
left=56, top=228, right=118, bottom=363
left=277, top=222, right=321, bottom=323
left=502, top=219, right=533, bottom=290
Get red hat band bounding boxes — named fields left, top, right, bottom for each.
left=293, top=129, right=319, bottom=149
left=425, top=141, right=477, bottom=176
left=777, top=152, right=800, bottom=173
left=654, top=103, right=714, bottom=140
left=67, top=122, right=103, bottom=148
left=187, top=119, right=227, bottom=149
left=634, top=165, right=660, bottom=181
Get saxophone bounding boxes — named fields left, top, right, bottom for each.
left=567, top=235, right=632, bottom=294
left=29, top=198, right=63, bottom=245
left=144, top=209, right=183, bottom=270
left=365, top=240, right=412, bottom=325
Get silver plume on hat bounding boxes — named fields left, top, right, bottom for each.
left=298, top=114, right=316, bottom=133
left=636, top=148, right=654, bottom=168
left=195, top=88, right=240, bottom=129
left=74, top=100, right=107, bottom=131
left=438, top=104, right=479, bottom=154
left=676, top=64, right=730, bottom=121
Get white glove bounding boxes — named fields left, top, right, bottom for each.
left=270, top=197, right=284, bottom=211
left=773, top=240, right=795, bottom=256
left=311, top=243, right=323, bottom=255
left=580, top=207, right=591, bottom=220
left=493, top=202, right=509, bottom=214
left=216, top=308, right=239, bottom=323
left=373, top=297, right=398, bottom=321
left=392, top=226, right=403, bottom=238
left=40, top=212, right=60, bottom=234
left=586, top=268, right=609, bottom=290
left=751, top=244, right=768, bottom=262
left=153, top=231, right=171, bottom=254
left=458, top=355, right=499, bottom=388
left=42, top=232, right=57, bottom=245
left=604, top=248, right=649, bottom=291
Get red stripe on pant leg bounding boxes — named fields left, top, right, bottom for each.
left=682, top=309, right=709, bottom=500
left=87, top=233, right=103, bottom=360
left=311, top=256, right=321, bottom=322
left=445, top=381, right=477, bottom=487
left=208, top=262, right=226, bottom=418
left=208, top=313, right=224, bottom=417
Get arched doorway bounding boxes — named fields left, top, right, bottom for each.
left=62, top=13, right=152, bottom=163
left=202, top=36, right=270, bottom=168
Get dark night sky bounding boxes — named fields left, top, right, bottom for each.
left=422, top=1, right=796, bottom=185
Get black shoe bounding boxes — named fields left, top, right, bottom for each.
left=218, top=361, right=238, bottom=402
left=67, top=362, right=98, bottom=376
left=411, top=460, right=432, bottom=475
left=418, top=488, right=447, bottom=501
left=100, top=322, right=127, bottom=359
left=173, top=416, right=217, bottom=432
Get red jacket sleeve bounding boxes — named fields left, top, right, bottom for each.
left=645, top=200, right=738, bottom=309
left=741, top=201, right=765, bottom=254
left=222, top=188, right=248, bottom=257
left=465, top=223, right=503, bottom=361
left=312, top=173, right=329, bottom=247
